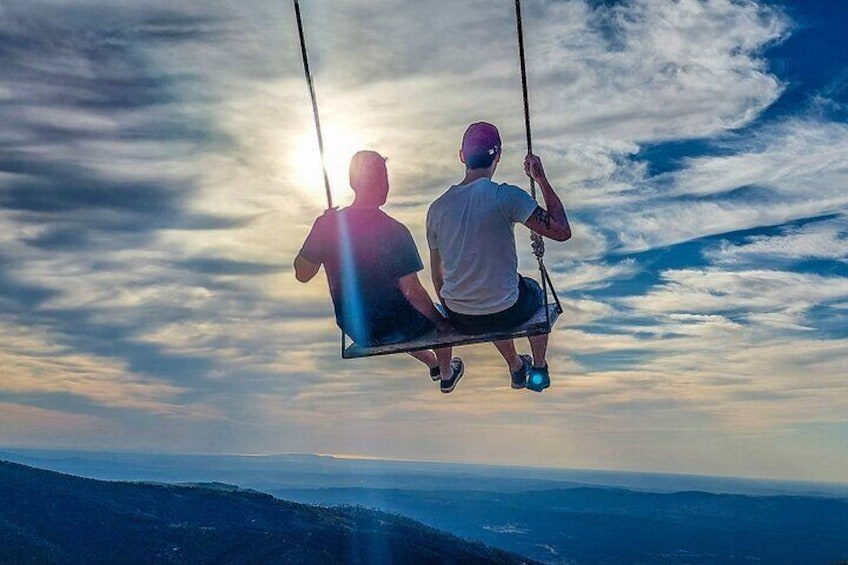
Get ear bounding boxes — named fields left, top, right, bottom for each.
left=459, top=149, right=467, bottom=164
left=489, top=152, right=501, bottom=172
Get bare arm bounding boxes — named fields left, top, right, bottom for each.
left=295, top=210, right=334, bottom=283
left=430, top=248, right=445, bottom=304
left=522, top=154, right=572, bottom=242
left=293, top=253, right=320, bottom=283
left=398, top=272, right=450, bottom=332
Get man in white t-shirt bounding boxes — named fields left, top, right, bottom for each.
left=426, top=122, right=571, bottom=390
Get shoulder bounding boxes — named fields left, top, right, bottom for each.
left=431, top=186, right=456, bottom=206
left=495, top=182, right=537, bottom=222
left=496, top=182, right=529, bottom=196
left=378, top=210, right=414, bottom=236
left=308, top=208, right=339, bottom=234
left=316, top=207, right=341, bottom=223
left=498, top=182, right=536, bottom=203
left=377, top=209, right=402, bottom=226
left=427, top=187, right=455, bottom=216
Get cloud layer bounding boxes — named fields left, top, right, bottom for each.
left=1, top=0, right=846, bottom=482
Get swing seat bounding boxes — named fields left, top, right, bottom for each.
left=342, top=303, right=560, bottom=359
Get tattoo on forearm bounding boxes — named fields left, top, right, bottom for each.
left=533, top=207, right=552, bottom=229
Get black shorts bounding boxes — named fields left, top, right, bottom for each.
left=445, top=276, right=544, bottom=335
left=350, top=310, right=435, bottom=347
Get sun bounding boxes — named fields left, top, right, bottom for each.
left=292, top=121, right=364, bottom=209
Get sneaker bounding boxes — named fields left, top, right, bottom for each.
left=429, top=365, right=441, bottom=381
left=526, top=363, right=550, bottom=393
left=440, top=357, right=465, bottom=394
left=511, top=354, right=531, bottom=389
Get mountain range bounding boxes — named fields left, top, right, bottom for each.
left=0, top=460, right=534, bottom=565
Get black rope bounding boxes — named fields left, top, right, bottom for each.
left=515, top=0, right=563, bottom=320
left=293, top=0, right=333, bottom=210
left=514, top=0, right=535, bottom=201
left=294, top=1, right=348, bottom=356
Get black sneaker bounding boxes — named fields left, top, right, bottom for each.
left=526, top=363, right=550, bottom=393
left=429, top=365, right=441, bottom=381
left=440, top=357, right=465, bottom=394
left=511, top=355, right=531, bottom=389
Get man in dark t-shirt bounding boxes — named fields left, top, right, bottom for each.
left=294, top=151, right=464, bottom=393
left=299, top=207, right=428, bottom=345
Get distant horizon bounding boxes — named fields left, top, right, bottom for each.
left=4, top=445, right=847, bottom=492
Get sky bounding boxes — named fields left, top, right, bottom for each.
left=1, top=0, right=846, bottom=484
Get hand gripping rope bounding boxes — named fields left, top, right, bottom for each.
left=515, top=0, right=564, bottom=323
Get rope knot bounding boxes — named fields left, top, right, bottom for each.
left=531, top=232, right=545, bottom=259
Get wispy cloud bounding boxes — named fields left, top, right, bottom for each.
left=0, top=316, right=212, bottom=415
left=609, top=119, right=848, bottom=252
left=620, top=268, right=848, bottom=325
left=705, top=214, right=848, bottom=265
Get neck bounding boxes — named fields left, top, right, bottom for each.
left=350, top=197, right=381, bottom=210
left=461, top=168, right=493, bottom=185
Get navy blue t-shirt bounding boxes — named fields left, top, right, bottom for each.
left=299, top=207, right=429, bottom=345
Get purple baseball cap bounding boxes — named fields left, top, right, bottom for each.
left=461, top=122, right=501, bottom=167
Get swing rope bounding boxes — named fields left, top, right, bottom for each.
left=293, top=0, right=562, bottom=358
left=294, top=0, right=348, bottom=355
left=514, top=0, right=563, bottom=319
left=293, top=0, right=333, bottom=210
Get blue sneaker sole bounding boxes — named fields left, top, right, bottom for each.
left=526, top=366, right=550, bottom=392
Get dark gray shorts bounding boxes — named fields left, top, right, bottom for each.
left=445, top=276, right=544, bottom=335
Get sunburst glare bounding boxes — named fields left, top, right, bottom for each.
left=292, top=122, right=364, bottom=209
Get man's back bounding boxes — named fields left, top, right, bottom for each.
left=301, top=207, right=425, bottom=343
left=427, top=177, right=537, bottom=315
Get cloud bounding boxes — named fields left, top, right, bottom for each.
left=529, top=0, right=787, bottom=140
left=0, top=316, right=212, bottom=416
left=551, top=258, right=640, bottom=292
left=547, top=258, right=848, bottom=441
left=704, top=215, right=848, bottom=265
left=608, top=119, right=848, bottom=252
left=619, top=268, right=848, bottom=329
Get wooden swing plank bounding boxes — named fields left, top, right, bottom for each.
left=342, top=303, right=560, bottom=359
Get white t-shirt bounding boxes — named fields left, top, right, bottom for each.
left=426, top=177, right=538, bottom=315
